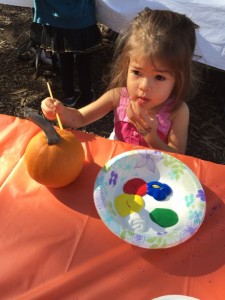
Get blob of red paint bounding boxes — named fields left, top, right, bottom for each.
left=123, top=178, right=147, bottom=196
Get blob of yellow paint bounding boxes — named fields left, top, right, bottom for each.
left=114, top=193, right=144, bottom=217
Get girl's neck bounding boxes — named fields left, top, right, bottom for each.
left=150, top=96, right=174, bottom=114
left=148, top=103, right=165, bottom=115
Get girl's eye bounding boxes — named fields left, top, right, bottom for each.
left=155, top=75, right=166, bottom=81
left=131, top=70, right=141, bottom=76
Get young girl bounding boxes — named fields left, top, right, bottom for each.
left=41, top=8, right=199, bottom=154
left=33, top=0, right=102, bottom=107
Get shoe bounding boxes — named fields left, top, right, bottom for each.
left=41, top=51, right=60, bottom=67
left=63, top=90, right=81, bottom=107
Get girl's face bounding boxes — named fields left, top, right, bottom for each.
left=127, top=56, right=175, bottom=112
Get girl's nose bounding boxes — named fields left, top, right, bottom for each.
left=139, top=77, right=151, bottom=91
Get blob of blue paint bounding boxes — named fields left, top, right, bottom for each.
left=147, top=181, right=172, bottom=201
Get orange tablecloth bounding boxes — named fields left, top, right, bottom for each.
left=0, top=114, right=225, bottom=300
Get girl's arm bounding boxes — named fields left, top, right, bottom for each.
left=166, top=103, right=189, bottom=154
left=78, top=88, right=120, bottom=126
left=41, top=88, right=120, bottom=129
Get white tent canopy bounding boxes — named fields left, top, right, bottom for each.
left=0, top=0, right=32, bottom=7
left=1, top=0, right=225, bottom=71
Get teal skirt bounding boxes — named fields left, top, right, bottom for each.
left=40, top=24, right=102, bottom=53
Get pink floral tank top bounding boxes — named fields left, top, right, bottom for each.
left=114, top=88, right=173, bottom=147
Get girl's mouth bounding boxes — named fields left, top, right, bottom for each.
left=136, top=97, right=149, bottom=105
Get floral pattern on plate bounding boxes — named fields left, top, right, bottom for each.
left=93, top=149, right=206, bottom=249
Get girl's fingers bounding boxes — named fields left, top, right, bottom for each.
left=54, top=100, right=65, bottom=114
left=127, top=100, right=158, bottom=134
left=41, top=98, right=60, bottom=120
left=137, top=127, right=152, bottom=136
left=126, top=102, right=135, bottom=120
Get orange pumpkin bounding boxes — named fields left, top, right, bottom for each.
left=24, top=111, right=85, bottom=188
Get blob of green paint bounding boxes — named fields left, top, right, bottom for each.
left=149, top=208, right=179, bottom=228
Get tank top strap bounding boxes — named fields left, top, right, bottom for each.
left=156, top=97, right=174, bottom=139
left=114, top=87, right=130, bottom=123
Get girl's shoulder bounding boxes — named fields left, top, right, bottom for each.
left=176, top=102, right=189, bottom=114
left=107, top=87, right=126, bottom=108
left=170, top=102, right=189, bottom=121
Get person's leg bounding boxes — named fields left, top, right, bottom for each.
left=59, top=52, right=74, bottom=99
left=75, top=52, right=95, bottom=108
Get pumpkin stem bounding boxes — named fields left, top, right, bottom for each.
left=24, top=108, right=61, bottom=145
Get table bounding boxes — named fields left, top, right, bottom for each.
left=1, top=0, right=225, bottom=71
left=0, top=114, right=225, bottom=300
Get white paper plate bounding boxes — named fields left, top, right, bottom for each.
left=153, top=296, right=199, bottom=300
left=94, top=149, right=206, bottom=248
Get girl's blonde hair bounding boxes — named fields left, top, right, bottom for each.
left=109, top=8, right=199, bottom=111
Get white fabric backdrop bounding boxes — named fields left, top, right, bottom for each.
left=1, top=0, right=225, bottom=71
left=96, top=0, right=225, bottom=71
left=0, top=0, right=32, bottom=7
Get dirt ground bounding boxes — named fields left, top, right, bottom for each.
left=0, top=4, right=225, bottom=164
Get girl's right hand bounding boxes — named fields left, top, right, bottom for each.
left=127, top=100, right=158, bottom=135
left=41, top=97, right=65, bottom=121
